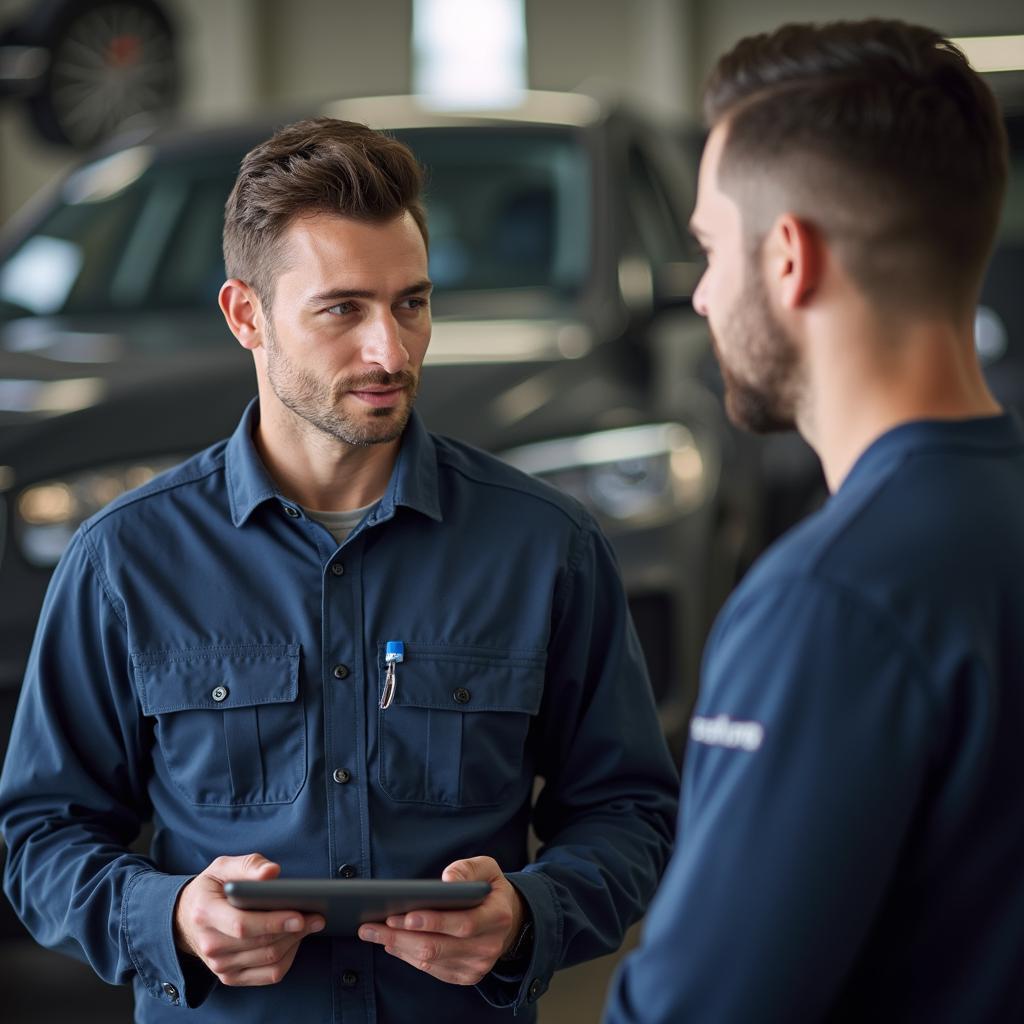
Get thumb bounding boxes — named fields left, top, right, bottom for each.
left=209, top=852, right=281, bottom=883
left=442, top=856, right=501, bottom=883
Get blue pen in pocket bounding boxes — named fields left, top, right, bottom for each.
left=380, top=641, right=404, bottom=710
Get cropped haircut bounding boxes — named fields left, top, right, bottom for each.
left=703, top=20, right=1008, bottom=314
left=223, top=117, right=428, bottom=309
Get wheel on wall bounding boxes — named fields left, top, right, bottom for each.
left=3, top=0, right=179, bottom=148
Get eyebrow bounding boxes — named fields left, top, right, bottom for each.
left=306, top=279, right=433, bottom=306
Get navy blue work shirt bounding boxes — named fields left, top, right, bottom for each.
left=0, top=401, right=678, bottom=1023
left=605, top=414, right=1024, bottom=1023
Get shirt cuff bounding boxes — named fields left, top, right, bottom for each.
left=475, top=868, right=560, bottom=1012
left=122, top=869, right=217, bottom=1009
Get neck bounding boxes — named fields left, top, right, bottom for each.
left=254, top=397, right=401, bottom=512
left=797, top=304, right=1002, bottom=491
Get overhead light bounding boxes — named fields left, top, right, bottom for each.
left=413, top=0, right=527, bottom=109
left=950, top=34, right=1024, bottom=74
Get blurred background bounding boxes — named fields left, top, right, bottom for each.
left=0, top=0, right=1021, bottom=1019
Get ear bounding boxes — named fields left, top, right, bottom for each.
left=764, top=214, right=822, bottom=310
left=218, top=279, right=265, bottom=351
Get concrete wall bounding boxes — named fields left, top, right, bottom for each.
left=1, top=0, right=1022, bottom=223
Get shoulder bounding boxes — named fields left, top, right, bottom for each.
left=82, top=440, right=229, bottom=536
left=431, top=432, right=590, bottom=532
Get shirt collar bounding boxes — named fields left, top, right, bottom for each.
left=838, top=412, right=1024, bottom=498
left=226, top=398, right=442, bottom=528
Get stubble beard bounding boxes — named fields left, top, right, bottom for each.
left=263, top=319, right=419, bottom=447
left=712, top=257, right=802, bottom=434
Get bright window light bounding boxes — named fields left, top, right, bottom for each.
left=950, top=34, right=1024, bottom=73
left=413, top=0, right=527, bottom=109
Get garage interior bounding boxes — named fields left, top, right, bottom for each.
left=0, top=1, right=1022, bottom=1021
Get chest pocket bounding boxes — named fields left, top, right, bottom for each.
left=133, top=643, right=305, bottom=807
left=377, top=643, right=545, bottom=808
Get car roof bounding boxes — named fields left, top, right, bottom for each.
left=96, top=90, right=614, bottom=165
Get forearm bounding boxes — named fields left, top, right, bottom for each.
left=3, top=808, right=196, bottom=1000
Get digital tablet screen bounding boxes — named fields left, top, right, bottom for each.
left=223, top=879, right=492, bottom=935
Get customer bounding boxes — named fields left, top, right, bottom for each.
left=605, top=19, right=1021, bottom=1023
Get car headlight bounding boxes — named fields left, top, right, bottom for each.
left=16, top=457, right=184, bottom=567
left=500, top=423, right=712, bottom=528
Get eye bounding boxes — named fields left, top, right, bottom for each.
left=326, top=302, right=355, bottom=316
left=399, top=296, right=429, bottom=311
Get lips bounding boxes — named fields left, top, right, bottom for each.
left=348, top=387, right=406, bottom=408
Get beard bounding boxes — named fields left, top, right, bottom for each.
left=711, top=258, right=802, bottom=434
left=263, top=320, right=419, bottom=447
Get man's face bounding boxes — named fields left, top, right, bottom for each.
left=689, top=125, right=801, bottom=433
left=258, top=211, right=431, bottom=447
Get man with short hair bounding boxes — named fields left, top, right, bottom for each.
left=604, top=20, right=1024, bottom=1023
left=0, top=117, right=677, bottom=1023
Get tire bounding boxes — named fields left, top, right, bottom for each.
left=11, top=0, right=179, bottom=148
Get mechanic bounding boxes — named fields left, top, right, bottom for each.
left=0, top=117, right=677, bottom=1023
left=604, top=18, right=1024, bottom=1024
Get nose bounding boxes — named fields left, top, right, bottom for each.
left=362, top=310, right=409, bottom=374
left=692, top=270, right=709, bottom=318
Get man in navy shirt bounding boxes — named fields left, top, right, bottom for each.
left=0, top=118, right=677, bottom=1022
left=605, top=19, right=1024, bottom=1023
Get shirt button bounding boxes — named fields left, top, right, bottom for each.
left=162, top=982, right=179, bottom=1002
left=453, top=687, right=471, bottom=704
left=340, top=970, right=358, bottom=988
left=528, top=978, right=542, bottom=1001
left=337, top=863, right=357, bottom=878
left=333, top=768, right=351, bottom=784
left=211, top=685, right=228, bottom=702
left=283, top=504, right=301, bottom=518
left=333, top=664, right=350, bottom=680
left=330, top=562, right=345, bottom=576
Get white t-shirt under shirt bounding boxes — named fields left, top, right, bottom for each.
left=303, top=500, right=379, bottom=545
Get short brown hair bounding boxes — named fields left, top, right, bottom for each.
left=704, top=20, right=1008, bottom=313
left=223, top=117, right=428, bottom=308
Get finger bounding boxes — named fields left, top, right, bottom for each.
left=384, top=907, right=482, bottom=938
left=196, top=916, right=326, bottom=962
left=208, top=852, right=281, bottom=885
left=204, top=932, right=304, bottom=975
left=203, top=900, right=323, bottom=943
left=217, top=936, right=304, bottom=988
left=441, top=856, right=501, bottom=884
left=359, top=925, right=455, bottom=964
left=378, top=939, right=484, bottom=986
left=358, top=923, right=393, bottom=946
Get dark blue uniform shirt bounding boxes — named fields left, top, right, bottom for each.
left=0, top=402, right=677, bottom=1023
left=606, top=414, right=1024, bottom=1023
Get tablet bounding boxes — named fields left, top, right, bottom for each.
left=223, top=879, right=492, bottom=935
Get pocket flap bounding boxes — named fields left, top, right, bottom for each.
left=378, top=643, right=544, bottom=713
left=132, top=643, right=300, bottom=715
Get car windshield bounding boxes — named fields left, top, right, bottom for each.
left=0, top=126, right=589, bottom=331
